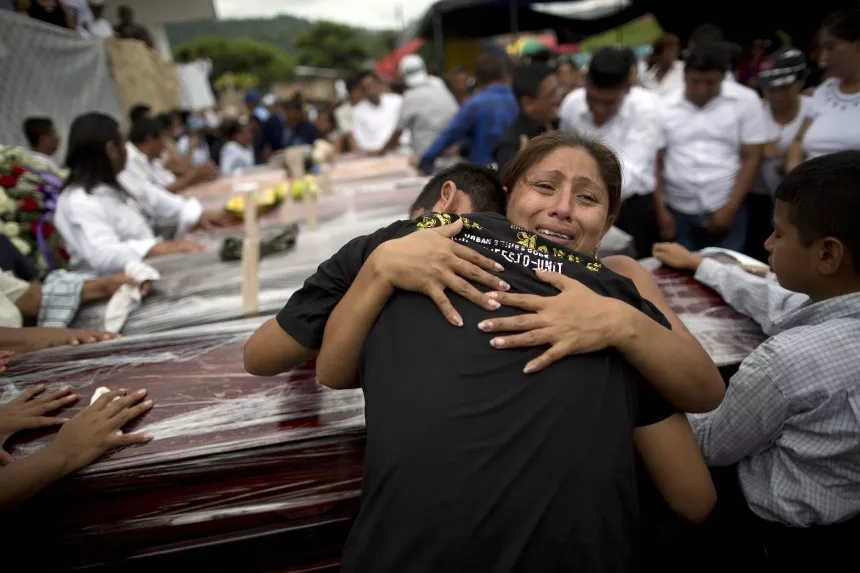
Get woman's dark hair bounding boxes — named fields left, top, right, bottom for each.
left=63, top=112, right=123, bottom=193
left=822, top=8, right=860, bottom=43
left=221, top=119, right=246, bottom=140
left=653, top=32, right=680, bottom=57
left=501, top=131, right=623, bottom=218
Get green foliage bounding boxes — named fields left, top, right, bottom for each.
left=214, top=73, right=258, bottom=92
left=294, top=21, right=370, bottom=72
left=173, top=36, right=295, bottom=89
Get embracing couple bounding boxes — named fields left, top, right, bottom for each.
left=245, top=131, right=724, bottom=572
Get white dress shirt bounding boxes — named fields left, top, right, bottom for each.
left=55, top=182, right=201, bottom=276
left=351, top=93, right=403, bottom=151
left=560, top=86, right=661, bottom=199
left=641, top=61, right=685, bottom=97
left=658, top=81, right=768, bottom=215
left=121, top=142, right=177, bottom=191
left=689, top=259, right=860, bottom=527
left=220, top=141, right=255, bottom=174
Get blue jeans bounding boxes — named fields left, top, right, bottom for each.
left=669, top=205, right=748, bottom=252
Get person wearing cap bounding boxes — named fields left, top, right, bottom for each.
left=744, top=47, right=811, bottom=262
left=245, top=90, right=284, bottom=164
left=374, top=55, right=458, bottom=161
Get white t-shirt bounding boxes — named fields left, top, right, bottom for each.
left=352, top=93, right=403, bottom=152
left=220, top=141, right=255, bottom=174
left=803, top=78, right=860, bottom=160
left=641, top=61, right=685, bottom=97
left=751, top=96, right=812, bottom=196
left=87, top=18, right=115, bottom=39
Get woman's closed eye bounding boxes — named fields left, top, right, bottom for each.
left=534, top=182, right=555, bottom=192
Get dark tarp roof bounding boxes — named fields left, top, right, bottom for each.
left=409, top=0, right=856, bottom=51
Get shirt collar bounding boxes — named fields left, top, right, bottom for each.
left=775, top=292, right=860, bottom=330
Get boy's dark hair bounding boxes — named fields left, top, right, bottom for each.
left=22, top=117, right=54, bottom=148
left=685, top=43, right=730, bottom=73
left=410, top=164, right=505, bottom=216
left=689, top=23, right=724, bottom=47
left=775, top=150, right=860, bottom=271
left=129, top=103, right=152, bottom=125
left=587, top=47, right=632, bottom=90
left=221, top=119, right=245, bottom=140
left=474, top=54, right=508, bottom=85
left=512, top=63, right=555, bottom=103
left=128, top=117, right=163, bottom=145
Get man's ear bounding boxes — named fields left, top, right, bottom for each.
left=437, top=180, right=459, bottom=212
left=817, top=237, right=847, bottom=276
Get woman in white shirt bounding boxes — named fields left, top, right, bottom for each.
left=55, top=113, right=221, bottom=276
left=219, top=120, right=255, bottom=174
left=787, top=8, right=860, bottom=171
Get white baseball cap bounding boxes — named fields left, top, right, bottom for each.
left=399, top=54, right=429, bottom=88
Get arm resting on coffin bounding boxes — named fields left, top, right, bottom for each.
left=635, top=413, right=717, bottom=523
left=243, top=319, right=317, bottom=377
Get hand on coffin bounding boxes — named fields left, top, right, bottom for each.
left=0, top=350, right=9, bottom=374
left=45, top=389, right=153, bottom=474
left=652, top=243, right=704, bottom=272
left=16, top=327, right=120, bottom=354
left=0, top=384, right=78, bottom=465
left=147, top=239, right=206, bottom=258
left=368, top=219, right=509, bottom=327
left=194, top=161, right=220, bottom=182
left=196, top=210, right=234, bottom=230
left=81, top=272, right=134, bottom=302
left=477, top=269, right=629, bottom=374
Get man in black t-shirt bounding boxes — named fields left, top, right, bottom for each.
left=301, top=212, right=709, bottom=572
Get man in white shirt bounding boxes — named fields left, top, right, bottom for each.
left=641, top=33, right=684, bottom=97
left=374, top=55, right=458, bottom=160
left=81, top=0, right=113, bottom=38
left=120, top=118, right=216, bottom=194
left=22, top=116, right=61, bottom=169
left=560, top=47, right=662, bottom=258
left=655, top=43, right=767, bottom=252
left=351, top=71, right=403, bottom=153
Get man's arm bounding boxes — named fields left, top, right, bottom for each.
left=725, top=142, right=763, bottom=213
left=243, top=319, right=317, bottom=377
left=635, top=413, right=717, bottom=523
left=604, top=256, right=725, bottom=413
left=785, top=117, right=812, bottom=174
left=616, top=99, right=662, bottom=194
left=688, top=350, right=788, bottom=466
left=419, top=103, right=476, bottom=172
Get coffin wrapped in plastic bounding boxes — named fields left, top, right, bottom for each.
left=2, top=319, right=364, bottom=571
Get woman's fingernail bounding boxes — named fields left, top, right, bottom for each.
left=523, top=364, right=536, bottom=374
left=490, top=337, right=504, bottom=348
left=495, top=263, right=504, bottom=272
left=136, top=389, right=147, bottom=396
left=452, top=315, right=463, bottom=327
left=499, top=281, right=510, bottom=291
left=143, top=400, right=153, bottom=407
left=478, top=321, right=492, bottom=331
left=487, top=299, right=501, bottom=310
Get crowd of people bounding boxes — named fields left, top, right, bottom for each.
left=0, top=5, right=859, bottom=572
left=7, top=1, right=151, bottom=44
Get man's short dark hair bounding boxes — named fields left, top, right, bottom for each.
left=474, top=54, right=508, bottom=85
left=410, top=164, right=505, bottom=216
left=512, top=63, right=555, bottom=103
left=685, top=43, right=730, bottom=74
left=129, top=103, right=152, bottom=125
left=689, top=23, right=724, bottom=47
left=587, top=47, right=633, bottom=90
left=346, top=73, right=363, bottom=94
left=775, top=150, right=860, bottom=271
left=128, top=117, right=162, bottom=145
left=356, top=70, right=379, bottom=85
left=23, top=117, right=54, bottom=148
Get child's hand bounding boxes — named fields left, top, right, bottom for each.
left=652, top=243, right=704, bottom=272
left=0, top=385, right=77, bottom=464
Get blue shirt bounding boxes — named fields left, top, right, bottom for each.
left=283, top=120, right=321, bottom=148
left=253, top=114, right=285, bottom=165
left=419, top=84, right=518, bottom=171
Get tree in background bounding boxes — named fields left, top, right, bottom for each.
left=173, top=36, right=295, bottom=90
left=294, top=21, right=370, bottom=72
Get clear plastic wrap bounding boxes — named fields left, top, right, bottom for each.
left=640, top=254, right=765, bottom=367
left=2, top=318, right=365, bottom=571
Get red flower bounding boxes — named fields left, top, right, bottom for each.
left=18, top=196, right=40, bottom=212
left=58, top=246, right=70, bottom=261
left=11, top=165, right=26, bottom=176
left=0, top=175, right=18, bottom=188
left=30, top=220, right=54, bottom=239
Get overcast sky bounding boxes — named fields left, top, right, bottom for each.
left=214, top=0, right=437, bottom=30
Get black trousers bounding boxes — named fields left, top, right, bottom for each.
left=744, top=193, right=773, bottom=264
left=614, top=193, right=659, bottom=259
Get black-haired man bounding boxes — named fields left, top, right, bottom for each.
left=22, top=117, right=60, bottom=168
left=493, top=63, right=561, bottom=172
left=351, top=72, right=403, bottom=153
left=244, top=162, right=505, bottom=377
left=560, top=46, right=662, bottom=258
